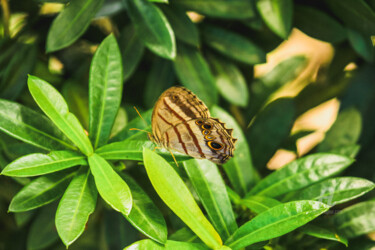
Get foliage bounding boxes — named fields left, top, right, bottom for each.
left=0, top=0, right=375, bottom=249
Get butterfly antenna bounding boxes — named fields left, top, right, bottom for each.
left=129, top=128, right=150, bottom=134
left=168, top=149, right=179, bottom=167
left=133, top=106, right=148, bottom=127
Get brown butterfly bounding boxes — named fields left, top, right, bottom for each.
left=149, top=86, right=236, bottom=164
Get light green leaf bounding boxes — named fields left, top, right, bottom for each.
left=143, top=148, right=222, bottom=249
left=56, top=166, right=97, bottom=247
left=125, top=239, right=208, bottom=250
left=126, top=0, right=176, bottom=59
left=256, top=0, right=293, bottom=39
left=225, top=201, right=330, bottom=249
left=89, top=34, right=123, bottom=149
left=241, top=196, right=281, bottom=214
left=2, top=150, right=86, bottom=177
left=247, top=153, right=354, bottom=198
left=183, top=159, right=238, bottom=240
left=9, top=170, right=75, bottom=212
left=46, top=0, right=105, bottom=52
left=28, top=75, right=93, bottom=156
left=88, top=153, right=132, bottom=215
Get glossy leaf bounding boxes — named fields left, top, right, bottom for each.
left=207, top=53, right=249, bottom=107
left=289, top=177, right=374, bottom=206
left=183, top=159, right=238, bottom=240
left=0, top=99, right=74, bottom=151
left=225, top=201, right=330, bottom=249
left=334, top=201, right=375, bottom=238
left=125, top=239, right=208, bottom=249
left=88, top=154, right=132, bottom=215
left=143, top=148, right=222, bottom=249
left=161, top=5, right=200, bottom=47
left=247, top=153, right=354, bottom=198
left=241, top=196, right=281, bottom=214
left=2, top=150, right=86, bottom=177
left=126, top=0, right=176, bottom=60
left=121, top=173, right=167, bottom=244
left=28, top=75, right=93, bottom=156
left=172, top=0, right=255, bottom=19
left=299, top=224, right=348, bottom=246
left=173, top=43, right=218, bottom=107
left=119, top=24, right=145, bottom=81
left=9, top=170, right=75, bottom=212
left=56, top=166, right=97, bottom=247
left=256, top=0, right=293, bottom=39
left=248, top=98, right=295, bottom=169
left=201, top=24, right=266, bottom=65
left=46, top=0, right=105, bottom=52
left=347, top=28, right=374, bottom=62
left=294, top=5, right=346, bottom=43
left=89, top=34, right=123, bottom=149
left=211, top=106, right=259, bottom=196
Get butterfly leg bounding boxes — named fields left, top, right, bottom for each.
left=168, top=149, right=179, bottom=167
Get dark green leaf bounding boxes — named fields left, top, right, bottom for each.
left=88, top=154, right=132, bottom=215
left=247, top=153, right=354, bottom=198
left=334, top=201, right=375, bottom=238
left=294, top=5, right=346, bottom=43
left=240, top=196, right=281, bottom=214
left=201, top=24, right=266, bottom=65
left=248, top=98, right=295, bottom=169
left=2, top=150, right=86, bottom=177
left=125, top=239, right=208, bottom=249
left=28, top=75, right=93, bottom=156
left=110, top=107, right=128, bottom=139
left=169, top=227, right=199, bottom=243
left=172, top=0, right=255, bottom=19
left=211, top=106, right=259, bottom=196
left=299, top=224, right=348, bottom=246
left=89, top=34, right=123, bottom=149
left=143, top=148, right=222, bottom=249
left=173, top=43, right=218, bottom=107
left=56, top=166, right=97, bottom=247
left=9, top=170, right=75, bottom=212
left=347, top=28, right=374, bottom=62
left=289, top=177, right=374, bottom=206
left=46, top=0, right=105, bottom=52
left=0, top=99, right=74, bottom=151
left=126, top=0, right=176, bottom=59
left=183, top=159, right=238, bottom=240
left=256, top=0, right=293, bottom=39
left=225, top=201, right=329, bottom=249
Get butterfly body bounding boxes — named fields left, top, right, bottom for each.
left=150, top=86, right=236, bottom=164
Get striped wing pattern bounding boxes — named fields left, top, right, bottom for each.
left=150, top=86, right=236, bottom=164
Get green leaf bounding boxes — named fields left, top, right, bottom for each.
left=28, top=75, right=93, bottom=156
left=299, top=224, right=348, bottom=246
left=0, top=99, right=74, bottom=151
left=241, top=196, right=281, bottom=214
left=211, top=106, right=259, bottom=196
left=326, top=0, right=375, bottom=36
left=27, top=204, right=59, bottom=250
left=126, top=0, right=176, bottom=60
left=169, top=227, right=200, bottom=243
left=173, top=43, right=218, bottom=107
left=327, top=144, right=360, bottom=158
left=88, top=153, right=132, bottom=215
left=56, top=166, right=97, bottom=247
left=317, top=107, right=362, bottom=152
left=207, top=53, right=249, bottom=107
left=161, top=5, right=200, bottom=47
left=172, top=0, right=256, bottom=19
left=256, top=0, right=293, bottom=39
left=248, top=98, right=295, bottom=169
left=247, top=153, right=354, bottom=198
left=143, top=148, right=222, bottom=249
left=347, top=28, right=374, bottom=62
left=121, top=173, right=168, bottom=244
left=119, top=24, right=145, bottom=81
left=111, top=107, right=128, bottom=139
left=9, top=170, right=75, bottom=212
left=225, top=201, right=330, bottom=249
left=289, top=177, right=374, bottom=206
left=1, top=150, right=86, bottom=177
left=294, top=5, right=346, bottom=43
left=125, top=239, right=208, bottom=250
left=89, top=34, right=123, bottom=149
left=201, top=24, right=266, bottom=65
left=46, top=0, right=105, bottom=52
left=183, top=159, right=238, bottom=240
left=334, top=201, right=375, bottom=238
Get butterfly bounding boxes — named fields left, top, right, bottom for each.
left=149, top=86, right=237, bottom=164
